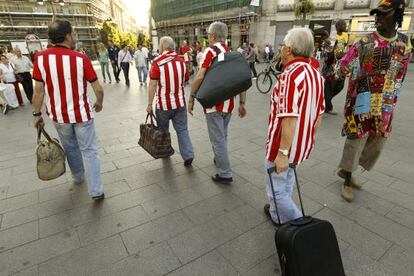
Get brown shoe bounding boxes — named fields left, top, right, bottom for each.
left=337, top=169, right=362, bottom=189
left=341, top=185, right=354, bottom=202
left=326, top=110, right=338, bottom=115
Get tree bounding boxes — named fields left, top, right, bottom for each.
left=137, top=32, right=150, bottom=47
left=100, top=21, right=120, bottom=46
left=100, top=21, right=141, bottom=49
left=295, top=0, right=315, bottom=27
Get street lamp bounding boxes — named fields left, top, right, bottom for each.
left=37, top=0, right=65, bottom=21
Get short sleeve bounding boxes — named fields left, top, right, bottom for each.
left=83, top=57, right=97, bottom=82
left=32, top=54, right=43, bottom=82
left=149, top=61, right=160, bottom=80
left=200, top=48, right=215, bottom=69
left=276, top=72, right=300, bottom=118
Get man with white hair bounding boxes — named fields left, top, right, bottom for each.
left=147, top=36, right=194, bottom=166
left=11, top=47, right=33, bottom=103
left=189, top=21, right=247, bottom=184
left=264, top=28, right=325, bottom=225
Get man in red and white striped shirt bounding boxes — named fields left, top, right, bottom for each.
left=147, top=36, right=194, bottom=166
left=32, top=20, right=105, bottom=200
left=188, top=21, right=247, bottom=184
left=264, top=28, right=325, bottom=225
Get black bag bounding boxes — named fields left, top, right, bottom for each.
left=195, top=48, right=251, bottom=108
left=267, top=165, right=345, bottom=276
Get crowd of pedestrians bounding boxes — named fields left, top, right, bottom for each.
left=3, top=0, right=410, bottom=225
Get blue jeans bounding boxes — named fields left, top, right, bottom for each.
left=206, top=112, right=232, bottom=178
left=137, top=66, right=148, bottom=83
left=54, top=119, right=104, bottom=197
left=264, top=159, right=302, bottom=224
left=100, top=62, right=111, bottom=81
left=156, top=107, right=194, bottom=161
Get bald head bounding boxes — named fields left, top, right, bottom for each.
left=335, top=20, right=347, bottom=34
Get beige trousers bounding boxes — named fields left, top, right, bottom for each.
left=339, top=136, right=387, bottom=172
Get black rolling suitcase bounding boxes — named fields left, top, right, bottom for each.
left=267, top=165, right=345, bottom=276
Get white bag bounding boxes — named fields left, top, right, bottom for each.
left=0, top=83, right=19, bottom=108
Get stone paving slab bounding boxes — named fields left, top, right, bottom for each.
left=0, top=64, right=413, bottom=275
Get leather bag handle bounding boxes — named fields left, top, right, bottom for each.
left=145, top=112, right=157, bottom=127
left=37, top=123, right=53, bottom=144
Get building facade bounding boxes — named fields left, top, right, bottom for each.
left=0, top=0, right=137, bottom=52
left=151, top=0, right=260, bottom=49
left=151, top=0, right=414, bottom=52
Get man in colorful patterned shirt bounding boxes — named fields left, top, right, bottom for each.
left=337, top=0, right=412, bottom=202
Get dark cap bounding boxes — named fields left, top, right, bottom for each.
left=370, top=0, right=405, bottom=16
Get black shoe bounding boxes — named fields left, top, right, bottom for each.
left=211, top=174, right=233, bottom=184
left=184, top=158, right=193, bottom=167
left=92, top=193, right=105, bottom=201
left=264, top=204, right=282, bottom=227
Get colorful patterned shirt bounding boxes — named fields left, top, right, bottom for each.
left=339, top=32, right=412, bottom=138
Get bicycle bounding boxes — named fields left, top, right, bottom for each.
left=256, top=63, right=281, bottom=94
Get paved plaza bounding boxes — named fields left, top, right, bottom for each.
left=0, top=63, right=414, bottom=276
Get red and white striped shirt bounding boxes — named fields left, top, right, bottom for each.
left=200, top=42, right=235, bottom=114
left=149, top=51, right=189, bottom=111
left=32, top=46, right=98, bottom=124
left=266, top=58, right=325, bottom=165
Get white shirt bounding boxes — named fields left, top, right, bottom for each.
left=10, top=55, right=33, bottom=73
left=133, top=50, right=146, bottom=67
left=118, top=50, right=133, bottom=66
left=0, top=63, right=16, bottom=82
left=141, top=47, right=149, bottom=58
left=265, top=46, right=270, bottom=54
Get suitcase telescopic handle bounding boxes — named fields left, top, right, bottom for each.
left=267, top=163, right=306, bottom=224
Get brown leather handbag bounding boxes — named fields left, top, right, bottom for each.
left=138, top=113, right=174, bottom=159
left=36, top=124, right=66, bottom=181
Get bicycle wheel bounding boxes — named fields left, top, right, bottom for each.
left=256, top=72, right=273, bottom=94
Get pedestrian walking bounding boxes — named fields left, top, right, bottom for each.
left=31, top=20, right=105, bottom=200
left=264, top=44, right=270, bottom=63
left=263, top=27, right=325, bottom=225
left=134, top=44, right=148, bottom=86
left=246, top=43, right=258, bottom=78
left=188, top=21, right=247, bottom=184
left=178, top=40, right=193, bottom=75
left=108, top=41, right=121, bottom=83
left=322, top=19, right=349, bottom=115
left=337, top=0, right=411, bottom=202
left=118, top=45, right=133, bottom=87
left=11, top=47, right=34, bottom=103
left=97, top=43, right=112, bottom=83
left=0, top=55, right=24, bottom=106
left=146, top=36, right=194, bottom=166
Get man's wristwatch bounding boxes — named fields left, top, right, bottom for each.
left=239, top=101, right=245, bottom=105
left=278, top=148, right=289, bottom=156
left=32, top=111, right=42, bottom=117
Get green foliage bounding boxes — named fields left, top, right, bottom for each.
left=294, top=0, right=315, bottom=23
left=100, top=21, right=141, bottom=48
left=137, top=32, right=151, bottom=47
left=100, top=21, right=120, bottom=46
